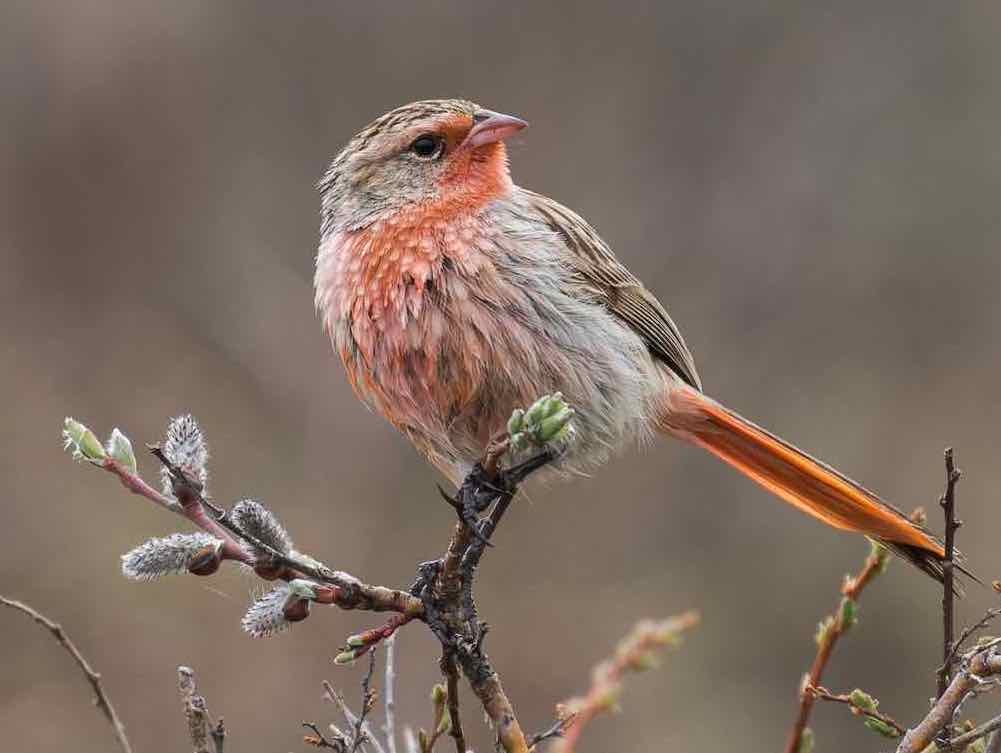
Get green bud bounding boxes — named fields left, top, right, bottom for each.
left=839, top=597, right=858, bottom=630
left=541, top=392, right=564, bottom=417
left=869, top=539, right=890, bottom=574
left=506, top=408, right=525, bottom=436
left=63, top=417, right=107, bottom=463
left=535, top=407, right=575, bottom=444
left=418, top=729, right=429, bottom=753
left=436, top=707, right=452, bottom=735
left=862, top=717, right=900, bottom=738
left=288, top=579, right=319, bottom=600
left=798, top=728, right=815, bottom=753
left=346, top=634, right=365, bottom=648
left=106, top=427, right=137, bottom=473
left=333, top=650, right=356, bottom=665
left=430, top=683, right=447, bottom=705
left=848, top=688, right=877, bottom=713
left=815, top=616, right=835, bottom=647
left=523, top=394, right=550, bottom=426
left=629, top=650, right=659, bottom=671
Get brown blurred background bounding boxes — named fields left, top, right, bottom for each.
left=2, top=2, right=1000, bottom=751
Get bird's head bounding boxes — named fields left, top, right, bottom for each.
left=319, top=99, right=527, bottom=234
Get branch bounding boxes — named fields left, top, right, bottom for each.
left=783, top=540, right=890, bottom=753
left=806, top=685, right=905, bottom=738
left=63, top=397, right=694, bottom=753
left=938, top=447, right=962, bottom=706
left=1, top=596, right=133, bottom=753
left=896, top=645, right=1001, bottom=752
left=178, top=666, right=225, bottom=753
left=553, top=612, right=700, bottom=753
left=441, top=651, right=467, bottom=753
left=383, top=634, right=399, bottom=753
left=934, top=713, right=1001, bottom=753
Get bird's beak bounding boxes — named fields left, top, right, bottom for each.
left=463, top=110, right=528, bottom=149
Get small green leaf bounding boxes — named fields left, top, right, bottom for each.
left=840, top=597, right=858, bottom=630
left=815, top=616, right=835, bottom=647
left=849, top=688, right=877, bottom=713
left=333, top=650, right=356, bottom=665
left=863, top=717, right=900, bottom=738
left=798, top=727, right=815, bottom=753
left=288, top=579, right=319, bottom=600
left=106, top=427, right=137, bottom=472
left=63, top=417, right=107, bottom=463
left=506, top=408, right=525, bottom=436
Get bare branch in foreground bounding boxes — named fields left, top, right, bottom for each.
left=938, top=447, right=962, bottom=713
left=783, top=540, right=891, bottom=753
left=383, top=634, right=399, bottom=753
left=178, top=665, right=225, bottom=753
left=988, top=728, right=1001, bottom=753
left=896, top=645, right=1001, bottom=752
left=1, top=595, right=133, bottom=753
left=63, top=398, right=695, bottom=753
left=805, top=685, right=905, bottom=739
left=551, top=612, right=700, bottom=753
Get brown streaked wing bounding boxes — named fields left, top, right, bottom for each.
left=519, top=188, right=702, bottom=389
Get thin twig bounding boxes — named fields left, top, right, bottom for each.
left=554, top=613, right=699, bottom=753
left=933, top=711, right=1001, bottom=753
left=987, top=728, right=1001, bottom=753
left=938, top=606, right=1001, bottom=679
left=527, top=717, right=575, bottom=750
left=383, top=634, right=398, bottom=753
left=442, top=651, right=467, bottom=753
left=782, top=542, right=889, bottom=753
left=806, top=685, right=906, bottom=737
left=322, top=679, right=387, bottom=753
left=1, top=596, right=133, bottom=753
left=303, top=721, right=343, bottom=750
left=938, top=448, right=962, bottom=705
left=178, top=665, right=219, bottom=753
left=896, top=646, right=1001, bottom=752
left=350, top=651, right=379, bottom=753
left=150, top=446, right=423, bottom=617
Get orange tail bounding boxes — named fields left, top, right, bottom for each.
left=660, top=385, right=954, bottom=582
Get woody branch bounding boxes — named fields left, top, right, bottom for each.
left=59, top=394, right=610, bottom=753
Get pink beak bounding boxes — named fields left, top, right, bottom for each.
left=463, top=109, right=528, bottom=149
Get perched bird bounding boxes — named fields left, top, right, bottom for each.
left=315, top=99, right=949, bottom=580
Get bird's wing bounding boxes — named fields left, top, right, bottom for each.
left=519, top=188, right=702, bottom=389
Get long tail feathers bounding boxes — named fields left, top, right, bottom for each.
left=661, top=386, right=972, bottom=585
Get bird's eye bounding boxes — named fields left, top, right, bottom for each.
left=410, top=134, right=443, bottom=158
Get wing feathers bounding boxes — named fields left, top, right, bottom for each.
left=519, top=188, right=702, bottom=388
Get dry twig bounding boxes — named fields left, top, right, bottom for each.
left=552, top=612, right=700, bottom=753
left=896, top=644, right=1001, bottom=752
left=806, top=685, right=905, bottom=738
left=178, top=666, right=225, bottom=753
left=1, top=596, right=133, bottom=753
left=938, top=447, right=962, bottom=709
left=783, top=539, right=890, bottom=753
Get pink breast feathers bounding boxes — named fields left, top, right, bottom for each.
left=315, top=205, right=495, bottom=431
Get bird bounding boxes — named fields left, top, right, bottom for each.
left=314, top=98, right=951, bottom=581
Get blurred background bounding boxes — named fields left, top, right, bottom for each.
left=3, top=2, right=1000, bottom=751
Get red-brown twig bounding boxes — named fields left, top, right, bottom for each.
left=1, top=596, right=133, bottom=753
left=782, top=541, right=889, bottom=753
left=553, top=612, right=700, bottom=753
left=806, top=685, right=905, bottom=737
